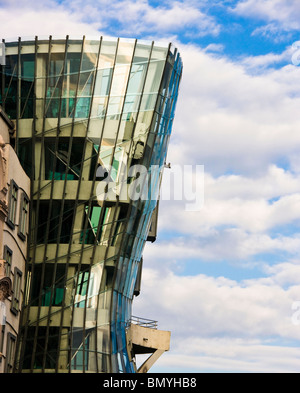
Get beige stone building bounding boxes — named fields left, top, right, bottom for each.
left=0, top=107, right=30, bottom=372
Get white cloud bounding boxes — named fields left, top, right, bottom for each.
left=133, top=265, right=300, bottom=371
left=234, top=0, right=300, bottom=25
left=0, top=0, right=221, bottom=45
left=233, top=0, right=300, bottom=39
left=168, top=43, right=300, bottom=176
left=158, top=164, right=300, bottom=239
left=240, top=47, right=293, bottom=72
left=153, top=337, right=300, bottom=373
left=144, top=228, right=300, bottom=265
left=0, top=2, right=101, bottom=39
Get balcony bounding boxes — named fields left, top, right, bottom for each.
left=126, top=316, right=171, bottom=373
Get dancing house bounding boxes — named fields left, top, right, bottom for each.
left=0, top=35, right=182, bottom=373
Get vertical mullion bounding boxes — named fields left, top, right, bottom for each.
left=106, top=41, right=155, bottom=372
left=15, top=37, right=21, bottom=153
left=66, top=37, right=103, bottom=372
left=109, top=43, right=172, bottom=372
left=109, top=41, right=154, bottom=292
left=31, top=35, right=69, bottom=373
left=105, top=39, right=137, bottom=199
left=89, top=39, right=138, bottom=373
left=15, top=35, right=39, bottom=373
left=49, top=36, right=86, bottom=372
left=41, top=35, right=70, bottom=372
left=29, top=35, right=53, bottom=372
left=71, top=37, right=120, bottom=373
left=81, top=37, right=120, bottom=374
left=0, top=39, right=4, bottom=111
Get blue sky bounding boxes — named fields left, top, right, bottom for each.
left=1, top=0, right=300, bottom=373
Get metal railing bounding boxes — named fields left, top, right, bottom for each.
left=129, top=315, right=158, bottom=329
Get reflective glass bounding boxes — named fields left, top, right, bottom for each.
left=115, top=40, right=135, bottom=64
left=98, top=39, right=118, bottom=70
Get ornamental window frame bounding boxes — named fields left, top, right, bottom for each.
left=6, top=180, right=18, bottom=230
left=18, top=192, right=29, bottom=241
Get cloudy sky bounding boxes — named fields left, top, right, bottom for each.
left=2, top=0, right=300, bottom=373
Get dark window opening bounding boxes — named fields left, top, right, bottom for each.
left=22, top=326, right=60, bottom=370
left=18, top=138, right=33, bottom=178
left=44, top=137, right=85, bottom=180
left=0, top=55, right=18, bottom=119
left=29, top=263, right=65, bottom=307
left=35, top=200, right=74, bottom=244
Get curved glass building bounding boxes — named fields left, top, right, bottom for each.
left=0, top=36, right=182, bottom=373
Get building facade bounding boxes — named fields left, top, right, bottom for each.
left=0, top=36, right=182, bottom=373
left=0, top=107, right=30, bottom=372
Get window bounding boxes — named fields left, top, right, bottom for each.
left=35, top=200, right=74, bottom=244
left=3, top=246, right=12, bottom=277
left=18, top=192, right=29, bottom=241
left=22, top=326, right=59, bottom=369
left=5, top=333, right=16, bottom=373
left=71, top=328, right=91, bottom=371
left=0, top=301, right=5, bottom=363
left=80, top=204, right=108, bottom=245
left=30, top=264, right=65, bottom=307
left=11, top=268, right=22, bottom=316
left=7, top=180, right=18, bottom=229
left=44, top=138, right=85, bottom=180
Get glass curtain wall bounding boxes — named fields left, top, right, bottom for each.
left=0, top=36, right=182, bottom=373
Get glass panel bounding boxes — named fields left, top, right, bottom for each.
left=44, top=137, right=85, bottom=180
left=62, top=52, right=81, bottom=117
left=80, top=204, right=108, bottom=244
left=46, top=52, right=64, bottom=117
left=106, top=95, right=123, bottom=119
left=30, top=264, right=65, bottom=306
left=143, top=60, right=165, bottom=94
left=62, top=53, right=81, bottom=97
left=151, top=44, right=169, bottom=61
left=133, top=110, right=154, bottom=141
left=115, top=43, right=151, bottom=143
left=75, top=96, right=91, bottom=118
left=91, top=39, right=118, bottom=119
left=75, top=40, right=100, bottom=119
left=1, top=55, right=18, bottom=118
left=115, top=41, right=135, bottom=65
left=82, top=40, right=99, bottom=71
left=35, top=200, right=74, bottom=244
left=132, top=43, right=152, bottom=65
left=97, top=325, right=110, bottom=354
left=105, top=64, right=130, bottom=121
left=21, top=54, right=35, bottom=118
left=18, top=138, right=33, bottom=178
left=98, top=39, right=118, bottom=70
left=71, top=328, right=92, bottom=371
left=139, top=92, right=158, bottom=112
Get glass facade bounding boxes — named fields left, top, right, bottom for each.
left=0, top=36, right=182, bottom=373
